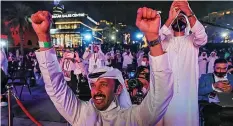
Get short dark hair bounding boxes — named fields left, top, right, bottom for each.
left=114, top=79, right=121, bottom=93
left=214, top=58, right=228, bottom=66
left=143, top=55, right=148, bottom=59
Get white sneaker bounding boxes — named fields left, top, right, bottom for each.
left=1, top=102, right=8, bottom=107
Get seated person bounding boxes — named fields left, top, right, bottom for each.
left=198, top=58, right=233, bottom=126
left=31, top=8, right=174, bottom=126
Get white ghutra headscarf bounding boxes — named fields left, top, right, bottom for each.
left=87, top=66, right=132, bottom=109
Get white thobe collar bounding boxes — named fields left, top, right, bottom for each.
left=104, top=98, right=117, bottom=111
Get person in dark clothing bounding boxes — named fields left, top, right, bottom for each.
left=1, top=69, right=8, bottom=106
left=1, top=48, right=8, bottom=107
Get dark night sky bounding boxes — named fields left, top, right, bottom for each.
left=2, top=1, right=233, bottom=26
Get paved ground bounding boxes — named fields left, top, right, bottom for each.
left=1, top=77, right=67, bottom=126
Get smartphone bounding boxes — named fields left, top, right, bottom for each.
left=222, top=80, right=230, bottom=85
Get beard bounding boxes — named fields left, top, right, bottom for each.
left=214, top=71, right=227, bottom=78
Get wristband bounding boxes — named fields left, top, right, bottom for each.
left=39, top=42, right=52, bottom=48
left=147, top=36, right=161, bottom=47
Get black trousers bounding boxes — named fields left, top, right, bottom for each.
left=202, top=103, right=233, bottom=126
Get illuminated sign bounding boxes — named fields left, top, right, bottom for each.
left=52, top=13, right=85, bottom=18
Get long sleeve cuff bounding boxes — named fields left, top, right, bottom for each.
left=160, top=25, right=172, bottom=36
left=35, top=48, right=61, bottom=71
left=190, top=20, right=204, bottom=33
left=149, top=53, right=171, bottom=72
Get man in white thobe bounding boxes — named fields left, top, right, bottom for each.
left=207, top=51, right=218, bottom=73
left=198, top=52, right=208, bottom=77
left=137, top=49, right=144, bottom=66
left=60, top=51, right=76, bottom=82
left=157, top=1, right=207, bottom=126
left=83, top=44, right=105, bottom=73
left=31, top=8, right=174, bottom=126
left=105, top=52, right=113, bottom=66
left=122, top=49, right=133, bottom=69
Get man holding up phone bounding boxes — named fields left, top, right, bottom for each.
left=199, top=58, right=233, bottom=125
left=83, top=44, right=105, bottom=73
left=157, top=0, right=207, bottom=126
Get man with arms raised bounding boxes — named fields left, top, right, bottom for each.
left=157, top=1, right=207, bottom=126
left=31, top=8, right=173, bottom=126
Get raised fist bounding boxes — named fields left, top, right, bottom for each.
left=136, top=7, right=161, bottom=39
left=31, top=11, right=52, bottom=36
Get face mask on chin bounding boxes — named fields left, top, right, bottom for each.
left=141, top=61, right=147, bottom=66
left=172, top=19, right=187, bottom=32
left=214, top=71, right=227, bottom=78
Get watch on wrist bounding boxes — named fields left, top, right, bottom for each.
left=147, top=37, right=161, bottom=47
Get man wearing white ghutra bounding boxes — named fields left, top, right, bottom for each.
left=83, top=44, right=105, bottom=73
left=156, top=1, right=207, bottom=126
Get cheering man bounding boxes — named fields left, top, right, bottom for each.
left=31, top=8, right=173, bottom=126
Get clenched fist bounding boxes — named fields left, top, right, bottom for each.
left=31, top=11, right=52, bottom=42
left=136, top=7, right=161, bottom=41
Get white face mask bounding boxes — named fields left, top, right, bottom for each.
left=141, top=61, right=147, bottom=66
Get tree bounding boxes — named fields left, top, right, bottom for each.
left=3, top=3, right=33, bottom=55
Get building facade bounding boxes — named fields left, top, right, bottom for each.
left=202, top=8, right=233, bottom=43
left=51, top=2, right=103, bottom=48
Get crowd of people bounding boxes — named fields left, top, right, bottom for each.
left=55, top=43, right=151, bottom=103
left=0, top=48, right=42, bottom=106
left=1, top=0, right=233, bottom=126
